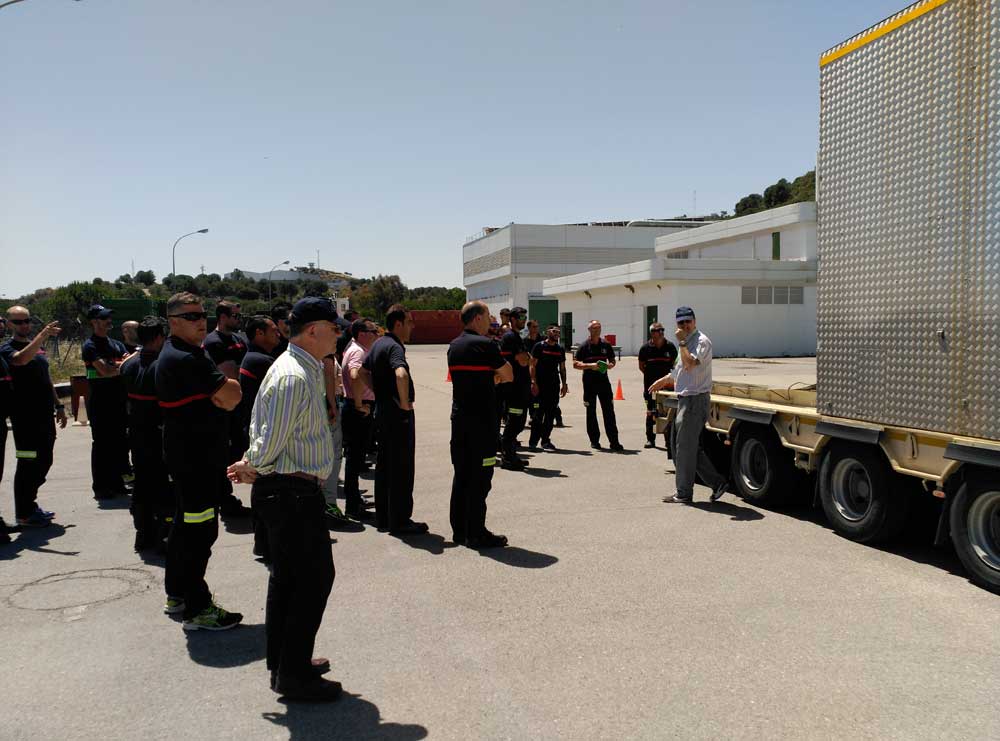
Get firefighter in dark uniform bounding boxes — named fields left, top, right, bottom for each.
left=638, top=321, right=678, bottom=449
left=120, top=316, right=171, bottom=552
left=237, top=315, right=281, bottom=562
left=82, top=305, right=132, bottom=499
left=448, top=301, right=513, bottom=547
left=524, top=320, right=543, bottom=429
left=0, top=317, right=13, bottom=541
left=156, top=292, right=243, bottom=630
left=203, top=300, right=251, bottom=516
left=573, top=320, right=624, bottom=451
left=270, top=302, right=293, bottom=358
left=0, top=307, right=66, bottom=528
left=499, top=307, right=531, bottom=470
left=358, top=304, right=428, bottom=536
left=528, top=325, right=569, bottom=450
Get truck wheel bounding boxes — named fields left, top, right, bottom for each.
left=949, top=477, right=1000, bottom=595
left=819, top=443, right=908, bottom=544
left=731, top=425, right=793, bottom=506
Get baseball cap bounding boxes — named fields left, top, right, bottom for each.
left=675, top=306, right=695, bottom=322
left=289, top=297, right=339, bottom=325
left=87, top=305, right=114, bottom=320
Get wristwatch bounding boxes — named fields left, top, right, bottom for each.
left=678, top=341, right=687, bottom=347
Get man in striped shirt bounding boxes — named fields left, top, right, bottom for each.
left=228, top=297, right=342, bottom=703
left=156, top=292, right=243, bottom=631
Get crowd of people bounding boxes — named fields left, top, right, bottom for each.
left=0, top=295, right=724, bottom=702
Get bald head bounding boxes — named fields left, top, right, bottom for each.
left=122, top=320, right=140, bottom=346
left=6, top=305, right=29, bottom=320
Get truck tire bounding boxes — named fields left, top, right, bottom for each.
left=949, top=476, right=1000, bottom=595
left=819, top=443, right=908, bottom=544
left=731, top=424, right=794, bottom=506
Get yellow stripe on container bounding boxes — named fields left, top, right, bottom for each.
left=820, top=0, right=953, bottom=67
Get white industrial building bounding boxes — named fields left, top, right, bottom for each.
left=542, top=202, right=818, bottom=357
left=462, top=220, right=709, bottom=328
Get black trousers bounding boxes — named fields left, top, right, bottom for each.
left=374, top=404, right=415, bottom=530
left=583, top=376, right=620, bottom=446
left=10, top=416, right=55, bottom=519
left=0, top=416, right=7, bottom=491
left=165, top=467, right=224, bottom=617
left=529, top=387, right=559, bottom=446
left=450, top=416, right=496, bottom=541
left=252, top=476, right=334, bottom=683
left=342, top=401, right=374, bottom=513
left=130, top=431, right=171, bottom=536
left=501, top=385, right=530, bottom=459
left=86, top=388, right=129, bottom=493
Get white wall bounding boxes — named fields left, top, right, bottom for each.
left=556, top=280, right=816, bottom=357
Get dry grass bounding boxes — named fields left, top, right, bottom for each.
left=48, top=340, right=87, bottom=384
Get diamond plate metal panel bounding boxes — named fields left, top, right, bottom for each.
left=818, top=0, right=998, bottom=440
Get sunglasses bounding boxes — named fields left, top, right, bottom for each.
left=9, top=318, right=30, bottom=326
left=651, top=328, right=665, bottom=333
left=169, top=311, right=208, bottom=322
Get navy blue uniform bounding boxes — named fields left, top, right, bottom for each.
left=499, top=330, right=531, bottom=462
left=82, top=335, right=131, bottom=495
left=0, top=339, right=56, bottom=520
left=638, top=340, right=678, bottom=444
left=120, top=350, right=171, bottom=543
left=362, top=333, right=415, bottom=531
left=529, top=341, right=566, bottom=448
left=0, top=353, right=12, bottom=495
left=155, top=336, right=229, bottom=618
left=448, top=329, right=506, bottom=542
left=235, top=345, right=274, bottom=458
left=574, top=339, right=621, bottom=448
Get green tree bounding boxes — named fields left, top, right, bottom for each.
left=370, top=274, right=405, bottom=316
left=763, top=178, right=793, bottom=209
left=134, top=270, right=156, bottom=286
left=789, top=170, right=815, bottom=203
left=302, top=279, right=329, bottom=297
left=734, top=193, right=765, bottom=217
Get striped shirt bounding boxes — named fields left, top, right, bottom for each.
left=673, top=329, right=714, bottom=396
left=246, top=342, right=333, bottom=479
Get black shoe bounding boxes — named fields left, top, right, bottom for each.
left=527, top=443, right=539, bottom=451
left=541, top=440, right=556, bottom=451
left=500, top=457, right=527, bottom=470
left=466, top=531, right=508, bottom=549
left=710, top=481, right=729, bottom=502
left=345, top=507, right=374, bottom=522
left=0, top=518, right=10, bottom=545
left=134, top=531, right=157, bottom=553
left=275, top=675, right=343, bottom=702
left=270, top=658, right=331, bottom=691
left=609, top=443, right=625, bottom=453
left=325, top=510, right=364, bottom=532
left=452, top=533, right=465, bottom=546
left=644, top=439, right=656, bottom=449
left=221, top=503, right=252, bottom=518
left=663, top=494, right=693, bottom=504
left=390, top=520, right=429, bottom=536
left=590, top=442, right=602, bottom=450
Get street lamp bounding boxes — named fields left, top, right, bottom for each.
left=268, top=260, right=290, bottom=309
left=171, top=228, right=209, bottom=278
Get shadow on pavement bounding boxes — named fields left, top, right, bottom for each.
left=185, top=622, right=266, bottom=668
left=532, top=448, right=592, bottom=456
left=520, top=467, right=566, bottom=479
left=0, top=522, right=79, bottom=560
left=687, top=500, right=764, bottom=521
left=95, top=495, right=132, bottom=511
left=263, top=692, right=428, bottom=740
left=477, top=546, right=558, bottom=569
left=390, top=531, right=448, bottom=555
left=221, top=516, right=255, bottom=535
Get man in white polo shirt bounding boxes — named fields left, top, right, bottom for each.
left=649, top=306, right=727, bottom=504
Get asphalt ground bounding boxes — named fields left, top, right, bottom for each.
left=1, top=348, right=997, bottom=740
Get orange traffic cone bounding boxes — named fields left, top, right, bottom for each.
left=446, top=370, right=452, bottom=383
left=614, top=379, right=625, bottom=401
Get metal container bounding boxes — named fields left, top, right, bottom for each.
left=817, top=0, right=1000, bottom=440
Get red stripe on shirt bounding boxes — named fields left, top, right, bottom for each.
left=158, top=393, right=211, bottom=408
left=128, top=393, right=157, bottom=401
left=449, top=365, right=495, bottom=372
left=239, top=367, right=258, bottom=380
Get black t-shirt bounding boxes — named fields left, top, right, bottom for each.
left=335, top=330, right=352, bottom=360
left=272, top=335, right=289, bottom=359
left=0, top=339, right=53, bottom=418
left=124, top=343, right=138, bottom=354
left=82, top=336, right=127, bottom=393
left=500, top=330, right=531, bottom=386
left=0, top=352, right=12, bottom=417
left=532, top=341, right=566, bottom=388
left=448, top=329, right=505, bottom=420
left=575, top=339, right=616, bottom=373
left=155, top=336, right=229, bottom=472
left=362, top=333, right=414, bottom=408
left=237, top=344, right=275, bottom=428
left=638, top=340, right=678, bottom=394
left=120, top=350, right=161, bottom=437
left=202, top=330, right=247, bottom=370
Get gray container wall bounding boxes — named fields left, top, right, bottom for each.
left=817, top=0, right=999, bottom=440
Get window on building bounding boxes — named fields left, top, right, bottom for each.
left=757, top=286, right=773, bottom=304
left=789, top=286, right=804, bottom=304
left=667, top=250, right=689, bottom=260
left=772, top=232, right=781, bottom=260
left=774, top=286, right=789, bottom=304
left=741, top=286, right=756, bottom=305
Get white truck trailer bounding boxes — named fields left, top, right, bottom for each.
left=658, top=0, right=1000, bottom=594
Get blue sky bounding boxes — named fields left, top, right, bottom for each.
left=1, top=0, right=905, bottom=298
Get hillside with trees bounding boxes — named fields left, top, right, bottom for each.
left=733, top=170, right=815, bottom=217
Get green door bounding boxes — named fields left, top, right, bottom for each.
left=560, top=311, right=573, bottom=346
left=528, top=298, right=558, bottom=330
left=645, top=305, right=658, bottom=331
